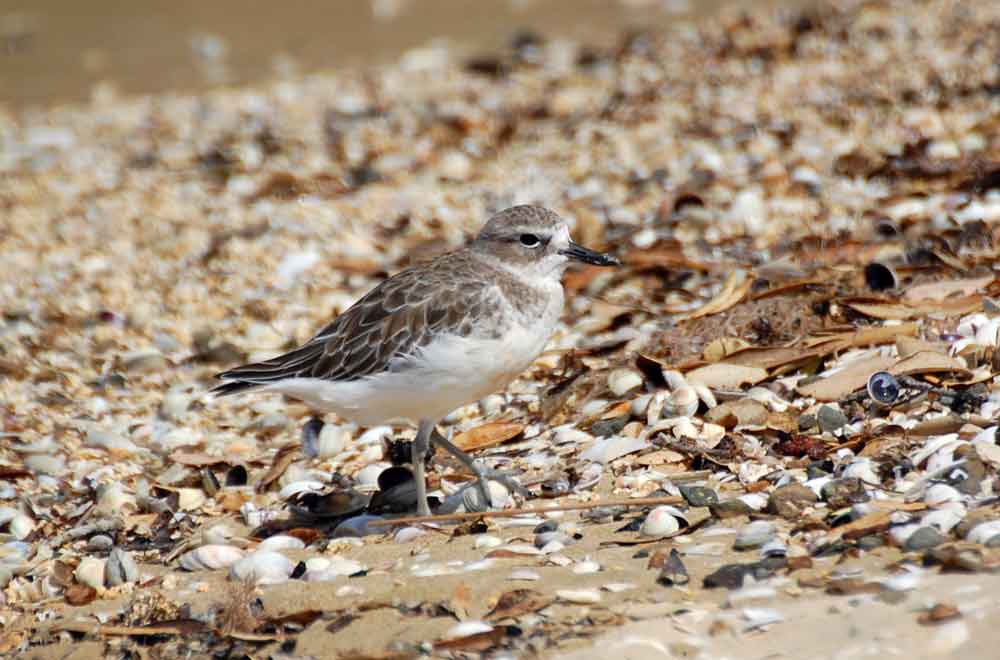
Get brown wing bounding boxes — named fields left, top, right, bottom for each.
left=213, top=253, right=496, bottom=393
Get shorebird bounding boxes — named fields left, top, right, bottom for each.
left=213, top=205, right=619, bottom=516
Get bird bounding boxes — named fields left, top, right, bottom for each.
left=212, top=205, right=620, bottom=516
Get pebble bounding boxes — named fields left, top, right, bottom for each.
left=817, top=405, right=848, bottom=433
left=87, top=535, right=114, bottom=552
left=734, top=521, right=777, bottom=550
left=821, top=478, right=870, bottom=507
left=556, top=588, right=602, bottom=604
left=767, top=483, right=818, bottom=518
left=105, top=548, right=139, bottom=586
left=679, top=485, right=718, bottom=507
left=904, top=526, right=947, bottom=551
left=256, top=535, right=306, bottom=552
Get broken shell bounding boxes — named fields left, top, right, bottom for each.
left=608, top=368, right=644, bottom=397
left=75, top=557, right=106, bottom=590
left=444, top=621, right=493, bottom=639
left=179, top=544, right=246, bottom=571
left=925, top=484, right=963, bottom=506
left=734, top=521, right=776, bottom=550
left=316, top=423, right=353, bottom=459
left=474, top=535, right=503, bottom=550
left=556, top=588, right=602, bottom=604
left=664, top=386, right=699, bottom=418
left=305, top=557, right=366, bottom=581
left=864, top=262, right=897, bottom=292
left=230, top=551, right=295, bottom=585
left=965, top=520, right=1000, bottom=546
left=572, top=557, right=601, bottom=574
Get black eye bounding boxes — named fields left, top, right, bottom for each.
left=519, top=233, right=541, bottom=248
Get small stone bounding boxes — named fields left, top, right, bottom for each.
left=905, top=526, right=946, bottom=552
left=105, top=548, right=139, bottom=586
left=817, top=405, right=848, bottom=433
left=767, top=484, right=818, bottom=518
left=87, top=535, right=114, bottom=552
left=797, top=413, right=817, bottom=431
left=590, top=415, right=630, bottom=437
left=122, top=350, right=167, bottom=373
left=821, top=478, right=870, bottom=508
left=656, top=548, right=689, bottom=587
left=680, top=485, right=718, bottom=507
left=856, top=534, right=885, bottom=551
left=710, top=499, right=753, bottom=519
left=734, top=521, right=776, bottom=551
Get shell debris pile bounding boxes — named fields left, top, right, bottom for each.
left=4, top=0, right=1000, bottom=657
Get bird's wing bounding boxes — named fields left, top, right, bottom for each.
left=213, top=255, right=495, bottom=390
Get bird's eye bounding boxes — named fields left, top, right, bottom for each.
left=519, top=233, right=541, bottom=248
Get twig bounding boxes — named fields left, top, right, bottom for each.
left=368, top=495, right=684, bottom=527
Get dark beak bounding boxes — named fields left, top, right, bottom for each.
left=560, top=241, right=620, bottom=267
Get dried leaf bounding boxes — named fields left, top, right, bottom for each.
left=680, top=270, right=752, bottom=320
left=65, top=583, right=98, bottom=606
left=904, top=275, right=993, bottom=302
left=685, top=363, right=768, bottom=389
left=842, top=300, right=918, bottom=320
left=486, top=589, right=551, bottom=620
left=796, top=355, right=896, bottom=401
left=256, top=444, right=299, bottom=493
left=703, top=337, right=752, bottom=363
left=453, top=422, right=524, bottom=452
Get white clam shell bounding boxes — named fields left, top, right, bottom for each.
left=965, top=520, right=1000, bottom=544
left=920, top=508, right=964, bottom=534
left=462, top=480, right=511, bottom=512
left=572, top=557, right=601, bottom=574
left=305, top=557, right=366, bottom=581
left=256, top=535, right=306, bottom=552
left=640, top=506, right=683, bottom=537
left=316, top=424, right=353, bottom=458
left=8, top=513, right=34, bottom=540
left=474, top=535, right=502, bottom=550
left=179, top=544, right=246, bottom=571
left=924, top=484, right=963, bottom=506
left=394, top=526, right=425, bottom=544
left=230, top=551, right=295, bottom=585
left=279, top=480, right=326, bottom=499
left=355, top=463, right=390, bottom=488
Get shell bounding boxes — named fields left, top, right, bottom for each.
left=444, top=621, right=493, bottom=640
left=105, top=548, right=139, bottom=586
left=75, top=557, right=106, bottom=590
left=256, top=535, right=306, bottom=552
left=230, top=551, right=295, bottom=585
left=608, top=368, right=644, bottom=397
left=925, top=484, right=963, bottom=506
left=316, top=424, right=353, bottom=458
left=461, top=480, right=511, bottom=512
left=640, top=506, right=682, bottom=537
left=179, top=544, right=246, bottom=571
left=664, top=386, right=699, bottom=418
left=556, top=588, right=602, bottom=604
left=305, top=557, right=366, bottom=581
left=965, top=520, right=1000, bottom=545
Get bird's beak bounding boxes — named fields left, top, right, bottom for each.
left=560, top=241, right=620, bottom=267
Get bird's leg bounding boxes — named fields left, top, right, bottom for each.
left=431, top=428, right=531, bottom=506
left=412, top=419, right=435, bottom=517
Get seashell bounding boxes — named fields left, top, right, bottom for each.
left=672, top=417, right=698, bottom=440
left=230, top=551, right=295, bottom=585
left=921, top=508, right=964, bottom=534
left=574, top=462, right=603, bottom=491
left=925, top=484, right=962, bottom=506
left=105, top=548, right=138, bottom=586
left=355, top=463, right=390, bottom=488
left=539, top=540, right=565, bottom=554
left=841, top=458, right=878, bottom=484
left=305, top=557, right=366, bottom=581
left=738, top=493, right=769, bottom=511
left=177, top=488, right=206, bottom=511
left=664, top=386, right=699, bottom=418
left=701, top=422, right=725, bottom=446
left=692, top=384, right=718, bottom=409
left=444, top=621, right=493, bottom=640
left=572, top=557, right=601, bottom=574
left=316, top=423, right=353, bottom=459
left=509, top=568, right=540, bottom=581
left=734, top=521, right=776, bottom=550
left=279, top=480, right=326, bottom=500
left=179, top=544, right=246, bottom=571
left=579, top=435, right=650, bottom=464
left=965, top=520, right=1000, bottom=545
left=887, top=523, right=921, bottom=547
left=462, top=480, right=511, bottom=512
left=630, top=394, right=653, bottom=418
left=24, top=454, right=65, bottom=476
left=743, top=607, right=785, bottom=631
left=95, top=484, right=137, bottom=515
left=203, top=524, right=245, bottom=547
left=554, top=427, right=593, bottom=446
left=256, top=535, right=306, bottom=552
left=87, top=535, right=114, bottom=552
left=7, top=513, right=34, bottom=540
left=640, top=506, right=682, bottom=537
left=394, top=526, right=424, bottom=544
left=867, top=371, right=900, bottom=404
left=474, top=535, right=502, bottom=550
left=608, top=368, right=644, bottom=397
left=661, top=370, right=687, bottom=391
left=760, top=540, right=788, bottom=558
left=556, top=588, right=602, bottom=604
left=75, top=557, right=106, bottom=590
left=602, top=582, right=636, bottom=593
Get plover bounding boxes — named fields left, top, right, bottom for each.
left=213, top=205, right=619, bottom=516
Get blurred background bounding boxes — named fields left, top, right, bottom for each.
left=1, top=0, right=805, bottom=107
